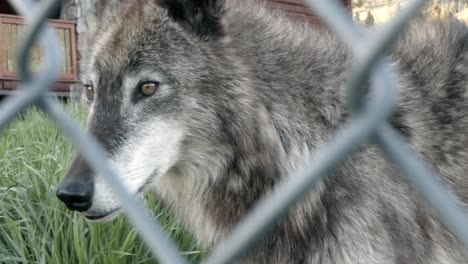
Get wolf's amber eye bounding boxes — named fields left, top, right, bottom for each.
left=85, top=85, right=94, bottom=99
left=139, top=82, right=159, bottom=96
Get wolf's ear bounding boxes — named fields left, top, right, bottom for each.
left=158, top=0, right=226, bottom=38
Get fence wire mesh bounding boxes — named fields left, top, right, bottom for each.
left=2, top=0, right=468, bottom=263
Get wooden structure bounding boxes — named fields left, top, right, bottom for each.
left=267, top=0, right=352, bottom=24
left=0, top=14, right=78, bottom=96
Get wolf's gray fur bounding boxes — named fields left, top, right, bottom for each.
left=56, top=0, right=468, bottom=263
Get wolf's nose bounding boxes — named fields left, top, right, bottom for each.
left=56, top=181, right=93, bottom=212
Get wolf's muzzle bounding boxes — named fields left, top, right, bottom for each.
left=57, top=155, right=94, bottom=212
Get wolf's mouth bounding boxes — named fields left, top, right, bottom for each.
left=83, top=208, right=120, bottom=221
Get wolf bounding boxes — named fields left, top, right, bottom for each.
left=56, top=0, right=468, bottom=263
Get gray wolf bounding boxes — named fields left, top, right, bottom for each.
left=56, top=0, right=468, bottom=263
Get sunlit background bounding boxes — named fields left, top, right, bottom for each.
left=353, top=0, right=468, bottom=25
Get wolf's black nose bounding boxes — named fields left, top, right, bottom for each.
left=56, top=181, right=93, bottom=212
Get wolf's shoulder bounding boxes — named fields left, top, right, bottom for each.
left=392, top=19, right=468, bottom=79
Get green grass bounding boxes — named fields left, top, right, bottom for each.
left=0, top=104, right=204, bottom=263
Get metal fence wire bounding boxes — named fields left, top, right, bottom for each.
left=3, top=0, right=468, bottom=263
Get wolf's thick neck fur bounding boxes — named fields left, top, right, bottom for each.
left=171, top=5, right=468, bottom=263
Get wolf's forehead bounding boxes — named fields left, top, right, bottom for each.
left=87, top=2, right=168, bottom=81
left=89, top=25, right=136, bottom=77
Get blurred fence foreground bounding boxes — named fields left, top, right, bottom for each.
left=2, top=0, right=468, bottom=263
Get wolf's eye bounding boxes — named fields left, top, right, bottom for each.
left=85, top=85, right=94, bottom=100
left=139, top=82, right=159, bottom=96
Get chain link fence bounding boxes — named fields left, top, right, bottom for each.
left=2, top=0, right=468, bottom=263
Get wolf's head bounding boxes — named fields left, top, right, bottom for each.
left=56, top=0, right=256, bottom=221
